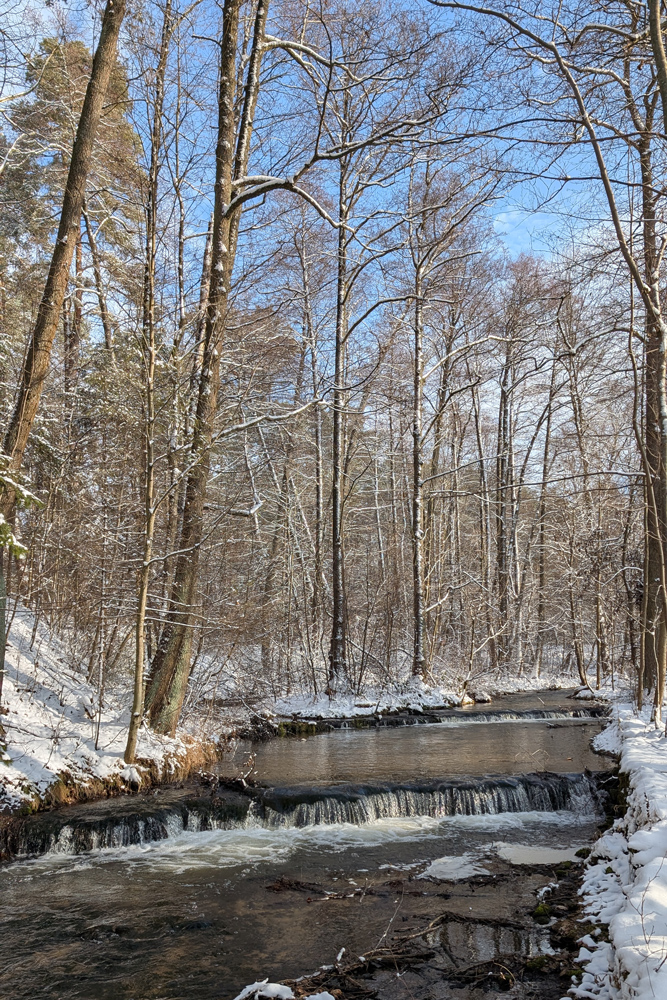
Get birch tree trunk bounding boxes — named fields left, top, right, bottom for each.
left=535, top=355, right=556, bottom=676
left=328, top=167, right=349, bottom=690
left=495, top=339, right=512, bottom=665
left=412, top=269, right=426, bottom=677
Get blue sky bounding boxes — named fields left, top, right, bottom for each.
left=492, top=209, right=564, bottom=256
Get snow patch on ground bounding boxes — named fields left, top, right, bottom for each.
left=273, top=682, right=456, bottom=720
left=232, top=983, right=334, bottom=1000
left=0, top=608, right=189, bottom=811
left=233, top=983, right=294, bottom=1000
left=572, top=705, right=667, bottom=1000
left=492, top=842, right=583, bottom=865
left=592, top=715, right=623, bottom=756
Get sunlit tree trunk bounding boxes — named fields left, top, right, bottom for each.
left=412, top=268, right=425, bottom=677
left=1, top=0, right=126, bottom=515
left=146, top=0, right=268, bottom=734
left=125, top=0, right=173, bottom=763
left=535, top=356, right=556, bottom=676
left=328, top=164, right=349, bottom=690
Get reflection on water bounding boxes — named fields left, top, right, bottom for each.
left=0, top=692, right=611, bottom=1000
left=0, top=810, right=598, bottom=1000
left=228, top=717, right=606, bottom=785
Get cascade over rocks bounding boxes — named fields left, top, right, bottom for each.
left=314, top=705, right=610, bottom=731
left=252, top=773, right=602, bottom=827
left=0, top=771, right=606, bottom=862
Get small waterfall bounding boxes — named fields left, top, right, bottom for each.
left=324, top=706, right=607, bottom=730
left=0, top=772, right=603, bottom=861
left=0, top=792, right=251, bottom=860
left=252, top=773, right=601, bottom=828
left=48, top=812, right=188, bottom=854
left=441, top=708, right=607, bottom=724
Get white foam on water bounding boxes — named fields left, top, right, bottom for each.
left=436, top=808, right=592, bottom=831
left=5, top=808, right=593, bottom=878
left=420, top=712, right=600, bottom=727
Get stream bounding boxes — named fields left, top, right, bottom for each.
left=0, top=691, right=614, bottom=1000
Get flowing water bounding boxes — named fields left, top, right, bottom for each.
left=226, top=693, right=607, bottom=785
left=0, top=692, right=613, bottom=1000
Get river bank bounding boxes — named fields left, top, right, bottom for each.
left=271, top=852, right=609, bottom=1000
left=0, top=693, right=614, bottom=999
left=1, top=606, right=610, bottom=821
left=236, top=704, right=667, bottom=1000
left=1, top=689, right=611, bottom=863
left=568, top=707, right=667, bottom=1000
left=3, top=608, right=664, bottom=1000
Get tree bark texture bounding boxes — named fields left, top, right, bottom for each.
left=328, top=181, right=349, bottom=689
left=125, top=0, right=173, bottom=763
left=412, top=272, right=425, bottom=677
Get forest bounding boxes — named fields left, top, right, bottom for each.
left=1, top=0, right=665, bottom=747
left=7, top=4, right=667, bottom=1000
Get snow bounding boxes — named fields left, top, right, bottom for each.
left=272, top=671, right=589, bottom=721
left=491, top=843, right=583, bottom=865
left=592, top=716, right=622, bottom=756
left=0, top=607, right=192, bottom=812
left=572, top=705, right=667, bottom=1000
left=0, top=603, right=613, bottom=817
left=119, top=765, right=142, bottom=788
left=232, top=984, right=334, bottom=1000
left=574, top=687, right=600, bottom=700
left=233, top=983, right=294, bottom=1000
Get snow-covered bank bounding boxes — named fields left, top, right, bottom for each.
left=573, top=707, right=667, bottom=1000
left=0, top=603, right=611, bottom=816
left=271, top=671, right=597, bottom=721
left=0, top=609, right=213, bottom=814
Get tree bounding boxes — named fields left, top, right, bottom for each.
left=1, top=0, right=127, bottom=516
left=145, top=0, right=269, bottom=734
left=430, top=0, right=667, bottom=721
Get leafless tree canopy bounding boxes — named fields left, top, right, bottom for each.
left=2, top=0, right=665, bottom=748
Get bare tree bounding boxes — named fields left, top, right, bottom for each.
left=2, top=0, right=126, bottom=514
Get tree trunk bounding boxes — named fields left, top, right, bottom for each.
left=1, top=0, right=126, bottom=515
left=412, top=270, right=425, bottom=678
left=470, top=379, right=496, bottom=669
left=328, top=178, right=349, bottom=690
left=145, top=0, right=268, bottom=734
left=83, top=204, right=114, bottom=354
left=312, top=342, right=325, bottom=619
left=536, top=356, right=556, bottom=676
left=635, top=21, right=667, bottom=717
left=125, top=0, right=173, bottom=763
left=495, top=342, right=512, bottom=665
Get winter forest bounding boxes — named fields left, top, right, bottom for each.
left=6, top=2, right=667, bottom=998
left=2, top=0, right=665, bottom=749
